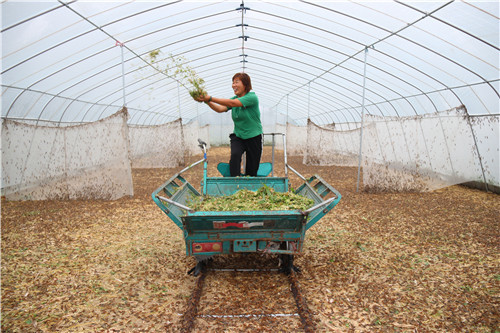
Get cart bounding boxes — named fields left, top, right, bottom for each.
left=152, top=133, right=341, bottom=275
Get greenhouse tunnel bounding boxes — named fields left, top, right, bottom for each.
left=1, top=0, right=499, bottom=200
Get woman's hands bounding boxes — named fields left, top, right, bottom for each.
left=194, top=94, right=211, bottom=103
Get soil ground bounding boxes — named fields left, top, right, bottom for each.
left=2, top=147, right=499, bottom=332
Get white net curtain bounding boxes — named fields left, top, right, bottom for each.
left=1, top=109, right=133, bottom=200
left=362, top=106, right=498, bottom=192
left=298, top=106, right=499, bottom=192
left=1, top=109, right=212, bottom=200
left=128, top=119, right=185, bottom=169
left=303, top=120, right=359, bottom=167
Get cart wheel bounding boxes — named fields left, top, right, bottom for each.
left=279, top=254, right=301, bottom=275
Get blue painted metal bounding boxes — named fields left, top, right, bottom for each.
left=204, top=176, right=288, bottom=196
left=217, top=162, right=273, bottom=177
left=152, top=138, right=341, bottom=259
left=233, top=240, right=257, bottom=252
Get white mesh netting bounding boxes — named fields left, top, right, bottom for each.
left=273, top=124, right=286, bottom=150
left=302, top=106, right=499, bottom=192
left=183, top=121, right=210, bottom=156
left=128, top=119, right=185, bottom=168
left=362, top=106, right=499, bottom=192
left=1, top=109, right=133, bottom=200
left=303, top=120, right=359, bottom=166
left=286, top=123, right=308, bottom=156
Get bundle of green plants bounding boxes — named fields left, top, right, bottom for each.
left=146, top=49, right=206, bottom=99
left=190, top=185, right=314, bottom=211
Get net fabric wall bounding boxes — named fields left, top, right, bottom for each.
left=470, top=115, right=499, bottom=187
left=286, top=123, right=307, bottom=156
left=1, top=109, right=133, bottom=200
left=128, top=119, right=185, bottom=168
left=362, top=106, right=497, bottom=192
left=268, top=124, right=286, bottom=150
left=303, top=120, right=360, bottom=166
left=183, top=121, right=210, bottom=156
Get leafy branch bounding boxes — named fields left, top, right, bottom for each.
left=146, top=49, right=206, bottom=99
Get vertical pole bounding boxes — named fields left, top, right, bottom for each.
left=120, top=43, right=126, bottom=107
left=307, top=82, right=311, bottom=120
left=275, top=105, right=278, bottom=133
left=465, top=110, right=489, bottom=192
left=177, top=81, right=185, bottom=160
left=271, top=134, right=275, bottom=177
left=356, top=47, right=369, bottom=192
left=177, top=81, right=181, bottom=119
left=283, top=133, right=289, bottom=182
left=241, top=3, right=245, bottom=72
left=286, top=94, right=289, bottom=136
left=238, top=2, right=248, bottom=72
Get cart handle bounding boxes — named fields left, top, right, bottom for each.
left=157, top=195, right=194, bottom=213
left=286, top=164, right=307, bottom=181
left=302, top=197, right=337, bottom=215
left=198, top=139, right=207, bottom=159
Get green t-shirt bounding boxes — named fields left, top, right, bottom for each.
left=229, top=91, right=263, bottom=140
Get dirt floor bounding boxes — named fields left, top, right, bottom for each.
left=2, top=146, right=499, bottom=332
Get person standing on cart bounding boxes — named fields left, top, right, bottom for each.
left=194, top=73, right=263, bottom=177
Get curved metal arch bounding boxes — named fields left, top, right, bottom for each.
left=140, top=65, right=243, bottom=122
left=251, top=2, right=470, bottom=114
left=127, top=105, right=179, bottom=125
left=1, top=1, right=77, bottom=33
left=125, top=81, right=183, bottom=126
left=397, top=1, right=499, bottom=52
left=4, top=1, right=497, bottom=128
left=307, top=76, right=389, bottom=121
left=4, top=3, right=236, bottom=121
left=243, top=25, right=432, bottom=116
left=35, top=54, right=125, bottom=124
left=44, top=36, right=237, bottom=123
left=250, top=8, right=365, bottom=48
left=299, top=0, right=499, bottom=99
left=123, top=9, right=235, bottom=45
left=246, top=49, right=401, bottom=120
left=41, top=32, right=238, bottom=123
left=128, top=61, right=242, bottom=125
left=120, top=12, right=426, bottom=123
left=88, top=70, right=180, bottom=123
left=102, top=50, right=239, bottom=119
left=89, top=71, right=180, bottom=124
left=1, top=19, right=99, bottom=75
left=248, top=26, right=444, bottom=116
left=272, top=55, right=421, bottom=120
left=120, top=81, right=181, bottom=124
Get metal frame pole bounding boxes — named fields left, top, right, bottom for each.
left=119, top=42, right=126, bottom=106
left=356, top=47, right=369, bottom=192
left=307, top=82, right=311, bottom=120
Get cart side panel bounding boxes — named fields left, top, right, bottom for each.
left=295, top=182, right=325, bottom=222
left=204, top=177, right=288, bottom=196
left=152, top=183, right=200, bottom=229
left=296, top=180, right=342, bottom=230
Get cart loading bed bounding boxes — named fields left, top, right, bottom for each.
left=152, top=134, right=341, bottom=275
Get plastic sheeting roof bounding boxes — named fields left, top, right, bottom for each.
left=2, top=1, right=499, bottom=126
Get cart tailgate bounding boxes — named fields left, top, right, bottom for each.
left=182, top=210, right=306, bottom=234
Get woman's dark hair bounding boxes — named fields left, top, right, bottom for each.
left=232, top=72, right=252, bottom=93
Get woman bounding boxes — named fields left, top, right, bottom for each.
left=195, top=73, right=263, bottom=177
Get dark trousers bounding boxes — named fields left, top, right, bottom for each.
left=229, top=133, right=263, bottom=177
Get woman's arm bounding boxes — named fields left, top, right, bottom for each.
left=204, top=100, right=229, bottom=113
left=196, top=95, right=243, bottom=112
